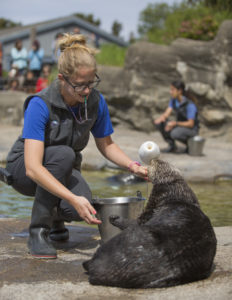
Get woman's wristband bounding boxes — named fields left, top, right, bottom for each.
left=128, top=161, right=141, bottom=172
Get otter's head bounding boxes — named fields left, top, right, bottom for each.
left=148, top=159, right=182, bottom=185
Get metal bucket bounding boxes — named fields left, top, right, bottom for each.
left=188, top=136, right=205, bottom=156
left=93, top=191, right=145, bottom=243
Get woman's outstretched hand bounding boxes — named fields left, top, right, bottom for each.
left=129, top=163, right=148, bottom=181
left=154, top=115, right=166, bottom=124
left=73, top=196, right=102, bottom=225
left=165, top=121, right=176, bottom=131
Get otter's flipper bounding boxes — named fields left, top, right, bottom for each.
left=109, top=215, right=134, bottom=230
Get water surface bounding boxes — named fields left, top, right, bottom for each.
left=0, top=170, right=231, bottom=227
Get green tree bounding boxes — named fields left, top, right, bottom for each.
left=137, top=1, right=232, bottom=44
left=0, top=18, right=21, bottom=30
left=111, top=21, right=122, bottom=37
left=138, top=3, right=171, bottom=35
left=187, top=0, right=232, bottom=11
left=74, top=13, right=101, bottom=27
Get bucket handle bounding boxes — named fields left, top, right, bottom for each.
left=0, top=167, right=13, bottom=185
left=136, top=190, right=142, bottom=199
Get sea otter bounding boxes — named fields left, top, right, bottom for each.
left=83, top=159, right=217, bottom=288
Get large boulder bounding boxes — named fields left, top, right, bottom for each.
left=98, top=20, right=232, bottom=138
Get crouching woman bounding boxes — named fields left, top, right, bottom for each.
left=6, top=33, right=147, bottom=259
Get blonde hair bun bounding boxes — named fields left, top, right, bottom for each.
left=57, top=33, right=97, bottom=77
left=57, top=33, right=96, bottom=55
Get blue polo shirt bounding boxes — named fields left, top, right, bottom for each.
left=22, top=93, right=114, bottom=141
left=169, top=98, right=197, bottom=120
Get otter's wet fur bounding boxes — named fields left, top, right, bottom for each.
left=83, top=159, right=217, bottom=288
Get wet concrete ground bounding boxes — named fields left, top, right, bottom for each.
left=0, top=218, right=231, bottom=300
left=0, top=125, right=232, bottom=299
left=0, top=219, right=98, bottom=286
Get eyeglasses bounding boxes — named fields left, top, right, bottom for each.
left=63, top=73, right=101, bottom=92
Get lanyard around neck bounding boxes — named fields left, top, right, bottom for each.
left=67, top=96, right=88, bottom=124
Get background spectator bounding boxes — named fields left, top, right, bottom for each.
left=51, top=32, right=63, bottom=63
left=28, top=40, right=44, bottom=78
left=10, top=39, right=27, bottom=75
left=23, top=70, right=37, bottom=93
left=72, top=27, right=81, bottom=34
left=8, top=78, right=20, bottom=91
left=35, top=64, right=51, bottom=92
left=0, top=42, right=2, bottom=77
left=8, top=66, right=19, bottom=79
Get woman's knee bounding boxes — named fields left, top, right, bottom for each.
left=68, top=169, right=92, bottom=201
left=44, top=146, right=76, bottom=173
left=170, top=128, right=181, bottom=140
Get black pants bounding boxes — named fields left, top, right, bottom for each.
left=6, top=145, right=92, bottom=222
left=155, top=122, right=198, bottom=146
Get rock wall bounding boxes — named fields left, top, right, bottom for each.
left=98, top=20, right=232, bottom=139
left=0, top=91, right=25, bottom=126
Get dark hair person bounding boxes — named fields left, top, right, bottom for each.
left=28, top=40, right=44, bottom=78
left=6, top=33, right=147, bottom=259
left=154, top=80, right=199, bottom=153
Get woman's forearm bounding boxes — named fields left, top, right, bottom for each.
left=26, top=163, right=101, bottom=224
left=95, top=136, right=132, bottom=169
left=95, top=136, right=148, bottom=179
left=176, top=119, right=194, bottom=128
left=26, top=164, right=78, bottom=205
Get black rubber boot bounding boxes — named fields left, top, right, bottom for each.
left=161, top=143, right=177, bottom=153
left=50, top=220, right=69, bottom=241
left=28, top=228, right=57, bottom=259
left=28, top=200, right=57, bottom=259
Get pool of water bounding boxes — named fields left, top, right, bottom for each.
left=0, top=169, right=231, bottom=227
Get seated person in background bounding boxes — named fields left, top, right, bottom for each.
left=8, top=66, right=21, bottom=90
left=8, top=66, right=19, bottom=79
left=8, top=78, right=20, bottom=91
left=154, top=81, right=199, bottom=153
left=35, top=64, right=51, bottom=92
left=23, top=70, right=37, bottom=93
left=8, top=65, right=25, bottom=88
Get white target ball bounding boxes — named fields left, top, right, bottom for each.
left=138, top=141, right=160, bottom=165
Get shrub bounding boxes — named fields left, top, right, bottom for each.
left=139, top=1, right=232, bottom=45
left=95, top=43, right=127, bottom=67
left=179, top=16, right=219, bottom=40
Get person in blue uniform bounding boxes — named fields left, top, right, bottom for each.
left=154, top=81, right=199, bottom=153
left=6, top=33, right=147, bottom=259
